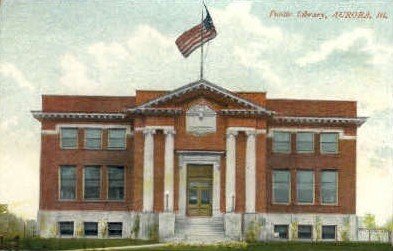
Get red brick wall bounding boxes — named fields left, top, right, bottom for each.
left=266, top=127, right=357, bottom=214
left=37, top=92, right=359, bottom=215
left=39, top=121, right=133, bottom=211
left=267, top=99, right=357, bottom=117
left=42, top=95, right=135, bottom=113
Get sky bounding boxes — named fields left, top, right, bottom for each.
left=0, top=0, right=392, bottom=224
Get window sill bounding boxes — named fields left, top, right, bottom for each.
left=296, top=152, right=315, bottom=154
left=320, top=203, right=339, bottom=206
left=106, top=148, right=127, bottom=151
left=271, top=202, right=291, bottom=206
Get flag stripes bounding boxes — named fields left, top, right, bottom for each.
left=175, top=12, right=217, bottom=58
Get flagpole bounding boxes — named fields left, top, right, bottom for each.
left=200, top=3, right=204, bottom=80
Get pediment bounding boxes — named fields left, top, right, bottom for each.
left=129, top=79, right=273, bottom=115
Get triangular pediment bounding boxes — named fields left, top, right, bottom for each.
left=129, top=79, right=272, bottom=115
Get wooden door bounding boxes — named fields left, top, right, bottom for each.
left=187, top=165, right=213, bottom=216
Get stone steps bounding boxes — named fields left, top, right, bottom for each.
left=174, top=216, right=227, bottom=243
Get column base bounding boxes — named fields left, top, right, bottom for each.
left=224, top=213, right=242, bottom=240
left=158, top=212, right=175, bottom=241
left=138, top=213, right=158, bottom=240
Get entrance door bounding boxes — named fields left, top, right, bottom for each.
left=187, top=164, right=213, bottom=217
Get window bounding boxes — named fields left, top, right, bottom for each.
left=108, top=129, right=126, bottom=149
left=322, top=225, right=336, bottom=239
left=274, top=225, right=289, bottom=239
left=85, top=128, right=102, bottom=149
left=60, top=166, right=76, bottom=200
left=59, top=221, right=74, bottom=236
left=321, top=171, right=338, bottom=204
left=108, top=166, right=124, bottom=200
left=108, top=222, right=122, bottom=237
left=320, top=133, right=338, bottom=154
left=296, top=132, right=314, bottom=153
left=296, top=170, right=314, bottom=204
left=84, top=166, right=101, bottom=200
left=84, top=222, right=98, bottom=237
left=273, top=132, right=291, bottom=153
left=298, top=225, right=312, bottom=239
left=60, top=128, right=78, bottom=149
left=272, top=170, right=290, bottom=204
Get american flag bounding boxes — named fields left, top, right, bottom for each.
left=175, top=7, right=217, bottom=58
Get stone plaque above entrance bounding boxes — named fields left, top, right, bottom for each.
left=186, top=104, right=216, bottom=136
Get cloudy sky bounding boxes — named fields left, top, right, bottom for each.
left=0, top=1, right=392, bottom=224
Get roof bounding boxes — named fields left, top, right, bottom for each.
left=128, top=79, right=274, bottom=115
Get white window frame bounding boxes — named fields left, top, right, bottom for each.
left=320, top=133, right=339, bottom=154
left=58, top=165, right=77, bottom=201
left=296, top=170, right=315, bottom=205
left=84, top=128, right=103, bottom=150
left=272, top=170, right=291, bottom=205
left=321, top=170, right=338, bottom=205
left=107, top=166, right=125, bottom=201
left=321, top=225, right=337, bottom=240
left=60, top=127, right=78, bottom=149
left=107, top=128, right=127, bottom=150
left=84, top=222, right=99, bottom=237
left=107, top=222, right=123, bottom=238
left=298, top=224, right=313, bottom=239
left=296, top=132, right=314, bottom=153
left=272, top=131, right=291, bottom=153
left=58, top=221, right=74, bottom=237
left=83, top=166, right=102, bottom=201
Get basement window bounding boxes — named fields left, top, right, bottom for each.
left=108, top=222, right=123, bottom=237
left=298, top=225, right=313, bottom=239
left=84, top=222, right=98, bottom=237
left=274, top=225, right=289, bottom=239
left=59, top=221, right=74, bottom=237
left=322, top=225, right=336, bottom=240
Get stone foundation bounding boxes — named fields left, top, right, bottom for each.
left=38, top=210, right=358, bottom=242
left=158, top=213, right=175, bottom=241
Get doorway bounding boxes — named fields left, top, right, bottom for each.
left=186, top=164, right=213, bottom=217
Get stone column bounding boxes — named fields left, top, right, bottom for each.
left=178, top=161, right=187, bottom=215
left=163, top=128, right=175, bottom=212
left=245, top=130, right=257, bottom=213
left=226, top=130, right=238, bottom=212
left=143, top=128, right=155, bottom=212
left=212, top=162, right=221, bottom=215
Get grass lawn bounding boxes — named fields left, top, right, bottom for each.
left=1, top=237, right=156, bottom=250
left=142, top=242, right=392, bottom=251
left=1, top=239, right=391, bottom=251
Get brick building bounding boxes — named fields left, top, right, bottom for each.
left=32, top=79, right=366, bottom=241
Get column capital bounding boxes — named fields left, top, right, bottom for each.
left=226, top=129, right=238, bottom=137
left=143, top=128, right=156, bottom=135
left=163, top=128, right=176, bottom=135
left=245, top=130, right=258, bottom=137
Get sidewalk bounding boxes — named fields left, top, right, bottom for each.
left=66, top=243, right=167, bottom=251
